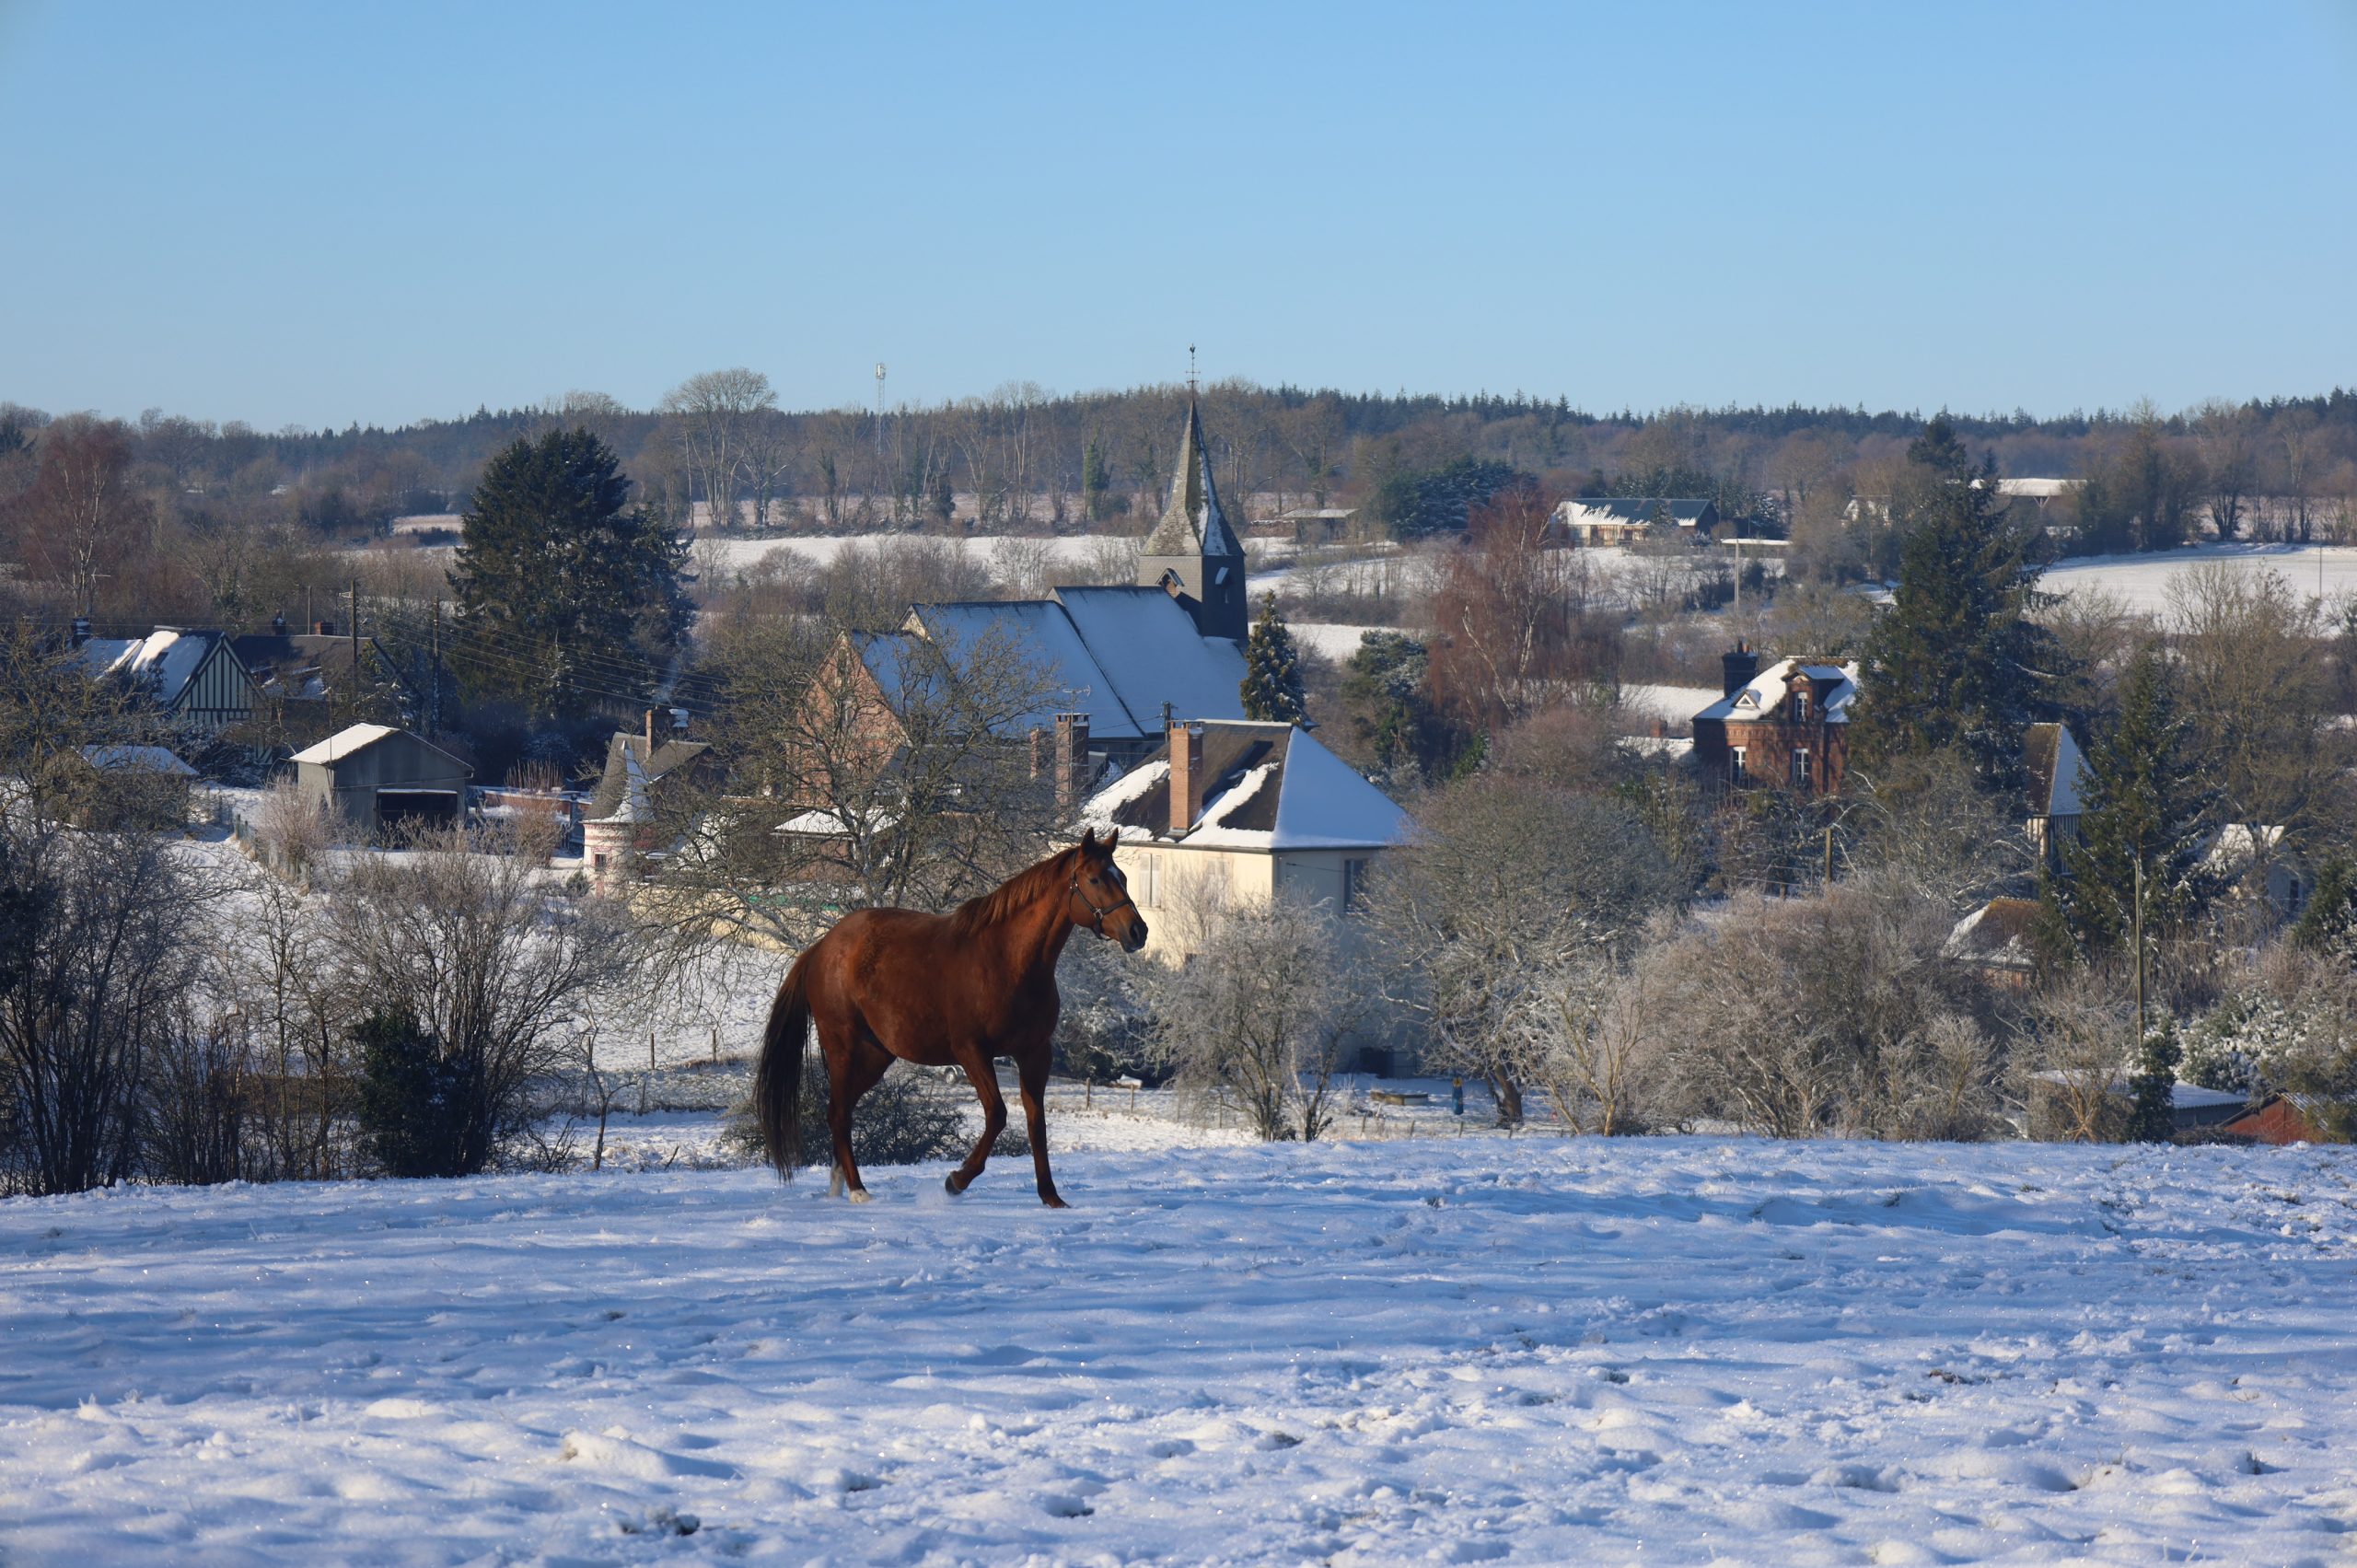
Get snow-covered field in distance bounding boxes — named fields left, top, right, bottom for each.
left=5, top=1138, right=2352, bottom=1565
left=2039, top=543, right=2357, bottom=614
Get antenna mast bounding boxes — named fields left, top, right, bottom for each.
left=874, top=363, right=887, bottom=455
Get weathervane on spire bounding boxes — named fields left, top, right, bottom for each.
left=1187, top=344, right=1198, bottom=397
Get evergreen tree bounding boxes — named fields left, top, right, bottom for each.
left=1847, top=445, right=2051, bottom=794
left=1906, top=412, right=1972, bottom=477
left=1239, top=594, right=1308, bottom=726
left=2054, top=645, right=2216, bottom=957
left=449, top=427, right=688, bottom=719
left=1082, top=437, right=1110, bottom=522
left=2126, top=1022, right=2182, bottom=1144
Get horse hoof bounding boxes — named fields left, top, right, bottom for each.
left=945, top=1172, right=969, bottom=1196
left=846, top=1189, right=873, bottom=1204
left=1040, top=1193, right=1070, bottom=1210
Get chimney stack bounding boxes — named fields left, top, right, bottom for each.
left=1054, top=712, right=1090, bottom=815
left=315, top=619, right=334, bottom=636
left=644, top=708, right=657, bottom=751
left=1722, top=641, right=1760, bottom=700
left=1167, top=720, right=1203, bottom=836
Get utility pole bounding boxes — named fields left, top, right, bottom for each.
left=1823, top=825, right=1835, bottom=886
left=429, top=598, right=443, bottom=738
left=348, top=579, right=361, bottom=713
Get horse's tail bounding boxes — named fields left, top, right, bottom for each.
left=752, top=950, right=814, bottom=1179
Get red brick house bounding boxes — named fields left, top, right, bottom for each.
left=2222, top=1095, right=2336, bottom=1146
left=1690, top=645, right=1857, bottom=794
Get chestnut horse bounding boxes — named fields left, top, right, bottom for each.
left=752, top=830, right=1147, bottom=1206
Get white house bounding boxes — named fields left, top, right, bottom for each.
left=1076, top=719, right=1411, bottom=962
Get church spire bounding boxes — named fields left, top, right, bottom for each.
left=1144, top=397, right=1243, bottom=560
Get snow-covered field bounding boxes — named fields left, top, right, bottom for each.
left=2041, top=543, right=2357, bottom=613
left=6, top=1138, right=2354, bottom=1565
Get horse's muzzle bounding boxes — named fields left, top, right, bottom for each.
left=1120, top=918, right=1149, bottom=953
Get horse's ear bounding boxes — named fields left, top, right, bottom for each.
left=1078, top=827, right=1099, bottom=853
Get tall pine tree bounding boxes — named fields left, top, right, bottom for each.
left=2054, top=644, right=2216, bottom=957
left=1847, top=436, right=2051, bottom=795
left=450, top=428, right=688, bottom=720
left=1239, top=594, right=1308, bottom=726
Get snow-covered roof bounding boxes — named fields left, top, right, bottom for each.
left=587, top=749, right=652, bottom=826
left=2022, top=723, right=2086, bottom=818
left=289, top=723, right=401, bottom=764
left=773, top=806, right=899, bottom=837
left=1945, top=897, right=2042, bottom=970
left=78, top=743, right=198, bottom=777
left=79, top=628, right=231, bottom=708
left=1696, top=656, right=1859, bottom=725
left=1077, top=723, right=1411, bottom=853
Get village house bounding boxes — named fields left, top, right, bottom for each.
left=75, top=623, right=260, bottom=734
left=1076, top=718, right=1411, bottom=964
left=2022, top=721, right=2086, bottom=865
left=583, top=708, right=715, bottom=889
left=1550, top=496, right=1719, bottom=546
left=230, top=617, right=424, bottom=740
left=1690, top=645, right=1856, bottom=793
left=290, top=722, right=471, bottom=837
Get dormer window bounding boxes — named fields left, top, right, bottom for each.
left=1794, top=686, right=1811, bottom=722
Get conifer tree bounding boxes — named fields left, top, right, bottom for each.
left=2126, top=1022, right=2182, bottom=1144
left=449, top=427, right=688, bottom=719
left=1239, top=594, right=1308, bottom=726
left=1847, top=437, right=2051, bottom=795
left=2054, top=645, right=2215, bottom=958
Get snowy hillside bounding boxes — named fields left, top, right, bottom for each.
left=6, top=1138, right=2354, bottom=1564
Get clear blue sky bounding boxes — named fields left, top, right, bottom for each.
left=4, top=1, right=2352, bottom=430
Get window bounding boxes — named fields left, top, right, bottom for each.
left=1136, top=854, right=1159, bottom=909
left=1729, top=746, right=1747, bottom=784
left=1343, top=857, right=1371, bottom=912
left=1793, top=747, right=1810, bottom=789
left=1794, top=686, right=1811, bottom=721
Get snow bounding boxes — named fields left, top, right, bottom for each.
left=1619, top=683, right=1722, bottom=726
left=77, top=744, right=197, bottom=776
left=1290, top=622, right=1385, bottom=661
left=1267, top=726, right=1412, bottom=850
left=5, top=1137, right=2354, bottom=1564
left=2041, top=543, right=2357, bottom=614
left=1697, top=657, right=1858, bottom=725
left=287, top=723, right=400, bottom=765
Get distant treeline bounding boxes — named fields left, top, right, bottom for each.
left=6, top=383, right=2354, bottom=541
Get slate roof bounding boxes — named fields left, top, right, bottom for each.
left=1556, top=497, right=1718, bottom=528
left=586, top=732, right=714, bottom=821
left=1696, top=657, right=1859, bottom=725
left=894, top=588, right=1249, bottom=744
left=1078, top=723, right=1411, bottom=852
left=1143, top=400, right=1244, bottom=560
left=229, top=633, right=402, bottom=703
left=2022, top=723, right=2086, bottom=818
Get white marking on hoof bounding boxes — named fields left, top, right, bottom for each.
left=846, top=1189, right=874, bottom=1204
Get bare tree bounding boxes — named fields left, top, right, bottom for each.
left=1132, top=889, right=1356, bottom=1142
left=660, top=369, right=777, bottom=532
left=1366, top=775, right=1678, bottom=1124
left=2015, top=970, right=2133, bottom=1142
left=324, top=825, right=634, bottom=1173
left=2165, top=563, right=2340, bottom=841
left=5, top=416, right=148, bottom=615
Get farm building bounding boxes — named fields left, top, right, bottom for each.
left=1077, top=719, right=1411, bottom=964
left=2221, top=1095, right=2338, bottom=1145
left=289, top=723, right=471, bottom=837
left=75, top=625, right=259, bottom=732
left=1551, top=497, right=1719, bottom=545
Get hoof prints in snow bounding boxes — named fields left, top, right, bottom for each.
left=1, top=1139, right=2354, bottom=1563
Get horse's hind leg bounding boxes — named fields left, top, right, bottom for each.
left=945, top=1047, right=1006, bottom=1195
left=826, top=1033, right=892, bottom=1202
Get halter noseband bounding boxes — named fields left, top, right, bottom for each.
left=1070, top=865, right=1137, bottom=934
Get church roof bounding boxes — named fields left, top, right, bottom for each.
left=1143, top=400, right=1244, bottom=561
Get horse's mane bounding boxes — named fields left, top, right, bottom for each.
left=946, top=844, right=1079, bottom=938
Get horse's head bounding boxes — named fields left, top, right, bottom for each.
left=1069, top=829, right=1148, bottom=953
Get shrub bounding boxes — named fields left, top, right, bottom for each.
left=353, top=1007, right=485, bottom=1179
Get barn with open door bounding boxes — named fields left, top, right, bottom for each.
left=290, top=724, right=471, bottom=839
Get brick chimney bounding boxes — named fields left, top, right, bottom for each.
left=314, top=619, right=334, bottom=636
left=1722, top=641, right=1760, bottom=700
left=644, top=708, right=657, bottom=751
left=1054, top=712, right=1090, bottom=814
left=1167, top=720, right=1203, bottom=836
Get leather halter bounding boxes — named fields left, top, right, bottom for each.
left=1070, top=867, right=1137, bottom=935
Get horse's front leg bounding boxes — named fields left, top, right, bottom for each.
left=1015, top=1047, right=1067, bottom=1209
left=946, top=1047, right=1005, bottom=1195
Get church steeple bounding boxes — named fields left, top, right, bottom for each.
left=1139, top=397, right=1248, bottom=642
